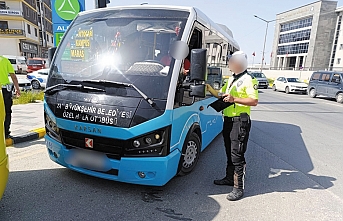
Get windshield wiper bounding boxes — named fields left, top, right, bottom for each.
left=44, top=83, right=105, bottom=95
left=83, top=80, right=155, bottom=107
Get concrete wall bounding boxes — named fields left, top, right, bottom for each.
left=312, top=1, right=337, bottom=68
left=249, top=69, right=314, bottom=81
left=0, top=38, right=21, bottom=56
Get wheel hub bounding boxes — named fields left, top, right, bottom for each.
left=183, top=141, right=197, bottom=168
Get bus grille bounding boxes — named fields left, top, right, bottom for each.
left=60, top=130, right=126, bottom=160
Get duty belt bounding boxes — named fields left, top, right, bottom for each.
left=224, top=116, right=241, bottom=122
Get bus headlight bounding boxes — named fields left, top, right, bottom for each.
left=133, top=140, right=141, bottom=148
left=45, top=113, right=61, bottom=141
left=125, top=126, right=171, bottom=157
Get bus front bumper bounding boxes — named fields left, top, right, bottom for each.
left=0, top=155, right=9, bottom=199
left=45, top=136, right=181, bottom=186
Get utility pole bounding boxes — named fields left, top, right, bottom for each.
left=254, top=15, right=276, bottom=72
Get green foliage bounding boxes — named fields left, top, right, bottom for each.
left=13, top=91, right=44, bottom=105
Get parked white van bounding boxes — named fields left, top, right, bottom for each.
left=2, top=55, right=27, bottom=74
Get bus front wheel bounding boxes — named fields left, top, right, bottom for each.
left=178, top=132, right=201, bottom=176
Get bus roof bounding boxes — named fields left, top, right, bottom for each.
left=79, top=5, right=240, bottom=50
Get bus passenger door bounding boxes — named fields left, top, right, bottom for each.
left=198, top=25, right=225, bottom=149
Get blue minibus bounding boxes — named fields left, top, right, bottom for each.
left=45, top=5, right=239, bottom=186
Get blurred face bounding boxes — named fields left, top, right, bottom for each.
left=228, top=59, right=244, bottom=74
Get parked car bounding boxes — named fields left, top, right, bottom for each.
left=8, top=75, right=32, bottom=93
left=0, top=89, right=9, bottom=199
left=3, top=55, right=27, bottom=74
left=27, top=68, right=49, bottom=89
left=308, top=71, right=343, bottom=103
left=27, top=58, right=47, bottom=73
left=272, top=77, right=308, bottom=94
left=249, top=72, right=269, bottom=89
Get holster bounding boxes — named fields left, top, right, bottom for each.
left=238, top=113, right=250, bottom=142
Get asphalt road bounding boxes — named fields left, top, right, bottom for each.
left=1, top=89, right=343, bottom=221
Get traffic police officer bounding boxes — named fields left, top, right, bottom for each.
left=0, top=55, right=20, bottom=138
left=206, top=51, right=259, bottom=201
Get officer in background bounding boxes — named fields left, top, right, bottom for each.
left=206, top=51, right=258, bottom=201
left=0, top=55, right=20, bottom=138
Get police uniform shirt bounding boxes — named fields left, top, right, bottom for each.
left=0, top=56, right=14, bottom=86
left=220, top=73, right=259, bottom=117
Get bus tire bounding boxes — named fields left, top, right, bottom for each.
left=177, top=132, right=201, bottom=176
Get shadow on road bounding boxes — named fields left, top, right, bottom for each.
left=245, top=120, right=336, bottom=197
left=0, top=120, right=337, bottom=220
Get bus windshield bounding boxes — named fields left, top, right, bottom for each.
left=48, top=9, right=189, bottom=100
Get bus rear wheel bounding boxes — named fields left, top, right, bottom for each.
left=178, top=132, right=201, bottom=176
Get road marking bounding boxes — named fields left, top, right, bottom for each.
left=253, top=105, right=273, bottom=111
left=9, top=148, right=46, bottom=162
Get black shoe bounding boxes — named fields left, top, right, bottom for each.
left=214, top=177, right=234, bottom=186
left=227, top=188, right=244, bottom=201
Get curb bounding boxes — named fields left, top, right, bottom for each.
left=5, top=128, right=45, bottom=147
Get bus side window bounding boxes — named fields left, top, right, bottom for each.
left=204, top=28, right=227, bottom=93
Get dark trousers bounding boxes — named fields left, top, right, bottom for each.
left=222, top=116, right=251, bottom=189
left=2, top=88, right=13, bottom=137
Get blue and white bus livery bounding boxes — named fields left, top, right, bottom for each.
left=45, top=5, right=240, bottom=186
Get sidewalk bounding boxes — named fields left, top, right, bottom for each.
left=6, top=102, right=45, bottom=146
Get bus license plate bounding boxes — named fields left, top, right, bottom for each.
left=66, top=149, right=109, bottom=172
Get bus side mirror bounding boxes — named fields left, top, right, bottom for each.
left=48, top=47, right=57, bottom=65
left=189, top=84, right=205, bottom=98
left=190, top=49, right=207, bottom=82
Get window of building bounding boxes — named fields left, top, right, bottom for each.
left=47, top=34, right=49, bottom=42
left=337, top=58, right=341, bottom=65
left=340, top=44, right=343, bottom=50
left=0, top=21, right=8, bottom=30
left=27, top=24, right=31, bottom=34
left=51, top=36, right=53, bottom=43
left=277, top=42, right=309, bottom=55
left=279, top=29, right=311, bottom=44
left=280, top=17, right=313, bottom=32
left=34, top=28, right=37, bottom=37
left=0, top=1, right=6, bottom=9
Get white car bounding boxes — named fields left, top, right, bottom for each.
left=8, top=75, right=32, bottom=93
left=272, top=77, right=308, bottom=94
left=26, top=68, right=49, bottom=89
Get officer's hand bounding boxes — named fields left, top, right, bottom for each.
left=223, top=94, right=234, bottom=103
left=15, top=90, right=21, bottom=97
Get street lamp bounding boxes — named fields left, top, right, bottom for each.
left=254, top=15, right=276, bottom=71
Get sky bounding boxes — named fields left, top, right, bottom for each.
left=85, top=0, right=343, bottom=65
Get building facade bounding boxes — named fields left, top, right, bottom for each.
left=329, top=6, right=343, bottom=71
left=0, top=0, right=53, bottom=58
left=270, top=1, right=338, bottom=71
